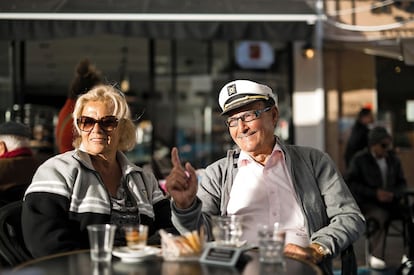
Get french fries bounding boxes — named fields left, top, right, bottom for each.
left=160, top=229, right=204, bottom=258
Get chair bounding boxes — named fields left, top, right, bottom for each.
left=383, top=214, right=407, bottom=257
left=0, top=201, right=32, bottom=267
left=341, top=244, right=358, bottom=275
left=333, top=244, right=358, bottom=275
left=381, top=192, right=413, bottom=261
left=0, top=185, right=28, bottom=208
left=363, top=212, right=408, bottom=270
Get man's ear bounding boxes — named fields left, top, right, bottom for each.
left=0, top=140, right=7, bottom=155
left=272, top=106, right=279, bottom=125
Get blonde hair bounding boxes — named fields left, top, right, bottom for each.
left=72, top=84, right=137, bottom=151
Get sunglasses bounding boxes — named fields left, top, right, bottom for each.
left=77, top=116, right=119, bottom=132
left=380, top=143, right=391, bottom=150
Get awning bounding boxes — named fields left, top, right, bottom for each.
left=323, top=1, right=414, bottom=63
left=0, top=0, right=317, bottom=41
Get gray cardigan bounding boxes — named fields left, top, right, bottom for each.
left=172, top=140, right=365, bottom=273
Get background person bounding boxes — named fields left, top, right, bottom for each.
left=22, top=84, right=175, bottom=258
left=55, top=58, right=102, bottom=153
left=345, top=126, right=408, bottom=269
left=166, top=79, right=365, bottom=275
left=344, top=107, right=374, bottom=168
left=0, top=121, right=41, bottom=206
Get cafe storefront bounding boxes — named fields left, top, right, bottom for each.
left=0, top=0, right=319, bottom=168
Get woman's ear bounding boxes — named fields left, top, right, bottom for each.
left=0, top=140, right=7, bottom=156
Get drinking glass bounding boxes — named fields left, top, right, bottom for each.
left=258, top=223, right=286, bottom=264
left=124, top=224, right=148, bottom=250
left=211, top=215, right=243, bottom=246
left=87, top=224, right=117, bottom=262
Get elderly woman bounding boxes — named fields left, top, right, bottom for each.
left=22, top=84, right=175, bottom=258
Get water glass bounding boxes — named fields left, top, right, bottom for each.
left=87, top=224, right=117, bottom=262
left=258, top=223, right=286, bottom=264
left=211, top=215, right=243, bottom=246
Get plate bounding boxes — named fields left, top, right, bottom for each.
left=112, top=246, right=161, bottom=262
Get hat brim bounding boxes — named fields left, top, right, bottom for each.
left=221, top=95, right=271, bottom=115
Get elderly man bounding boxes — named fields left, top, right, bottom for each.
left=166, top=79, right=365, bottom=275
left=0, top=121, right=41, bottom=205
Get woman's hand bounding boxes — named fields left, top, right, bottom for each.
left=165, top=147, right=198, bottom=209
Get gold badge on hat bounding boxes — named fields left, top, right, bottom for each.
left=227, top=84, right=237, bottom=96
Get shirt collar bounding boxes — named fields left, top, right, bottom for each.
left=237, top=141, right=284, bottom=167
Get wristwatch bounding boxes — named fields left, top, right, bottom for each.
left=309, top=243, right=331, bottom=263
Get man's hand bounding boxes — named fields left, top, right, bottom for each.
left=376, top=189, right=394, bottom=203
left=165, top=147, right=198, bottom=209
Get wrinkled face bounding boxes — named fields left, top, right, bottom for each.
left=226, top=101, right=278, bottom=154
left=78, top=100, right=120, bottom=156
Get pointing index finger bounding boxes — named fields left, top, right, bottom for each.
left=170, top=147, right=182, bottom=168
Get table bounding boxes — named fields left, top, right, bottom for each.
left=13, top=249, right=323, bottom=275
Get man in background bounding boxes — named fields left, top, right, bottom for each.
left=0, top=121, right=41, bottom=205
left=345, top=126, right=408, bottom=269
left=344, top=107, right=374, bottom=168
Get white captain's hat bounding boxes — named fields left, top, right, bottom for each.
left=218, top=80, right=277, bottom=115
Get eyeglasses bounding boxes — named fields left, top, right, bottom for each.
left=77, top=116, right=119, bottom=132
left=225, top=106, right=272, bottom=128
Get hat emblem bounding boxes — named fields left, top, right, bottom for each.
left=227, top=84, right=237, bottom=96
